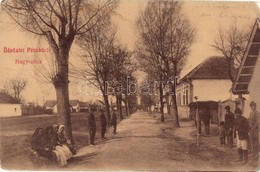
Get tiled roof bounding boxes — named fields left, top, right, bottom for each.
left=45, top=100, right=56, bottom=107
left=0, top=92, right=20, bottom=104
left=45, top=100, right=80, bottom=107
left=233, top=18, right=260, bottom=94
left=70, top=100, right=80, bottom=106
left=79, top=102, right=89, bottom=107
left=181, top=56, right=231, bottom=81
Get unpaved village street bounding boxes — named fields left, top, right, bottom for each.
left=68, top=112, right=259, bottom=171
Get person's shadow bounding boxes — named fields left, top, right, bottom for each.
left=68, top=152, right=98, bottom=164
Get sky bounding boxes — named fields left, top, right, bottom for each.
left=0, top=1, right=259, bottom=105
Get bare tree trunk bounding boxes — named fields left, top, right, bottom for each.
left=125, top=94, right=129, bottom=116
left=159, top=82, right=164, bottom=122
left=103, top=94, right=111, bottom=122
left=53, top=54, right=74, bottom=144
left=55, top=84, right=74, bottom=144
left=166, top=96, right=171, bottom=114
left=170, top=80, right=180, bottom=127
left=227, top=60, right=235, bottom=83
left=116, top=95, right=123, bottom=120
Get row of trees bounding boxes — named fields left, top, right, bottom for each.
left=72, top=17, right=137, bottom=121
left=1, top=0, right=136, bottom=144
left=136, top=1, right=250, bottom=128
left=136, top=1, right=195, bottom=127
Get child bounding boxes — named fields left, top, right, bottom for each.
left=219, top=122, right=226, bottom=146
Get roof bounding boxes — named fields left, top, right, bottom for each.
left=79, top=101, right=89, bottom=107
left=70, top=100, right=80, bottom=106
left=232, top=18, right=260, bottom=94
left=180, top=56, right=230, bottom=81
left=45, top=100, right=56, bottom=107
left=188, top=101, right=218, bottom=108
left=0, top=92, right=20, bottom=104
left=45, top=100, right=80, bottom=107
left=93, top=100, right=105, bottom=106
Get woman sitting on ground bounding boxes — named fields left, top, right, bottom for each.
left=52, top=125, right=74, bottom=167
left=57, top=125, right=76, bottom=155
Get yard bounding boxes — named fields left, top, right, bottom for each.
left=0, top=112, right=117, bottom=170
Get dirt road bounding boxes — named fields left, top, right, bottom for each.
left=68, top=111, right=259, bottom=171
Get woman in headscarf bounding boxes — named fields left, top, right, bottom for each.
left=31, top=127, right=56, bottom=161
left=52, top=125, right=74, bottom=167
left=57, top=125, right=76, bottom=154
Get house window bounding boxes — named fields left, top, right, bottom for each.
left=182, top=86, right=189, bottom=105
left=177, top=91, right=181, bottom=105
left=185, top=87, right=189, bottom=105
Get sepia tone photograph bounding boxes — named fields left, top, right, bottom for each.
left=0, top=0, right=259, bottom=171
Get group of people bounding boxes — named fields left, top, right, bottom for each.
left=31, top=124, right=76, bottom=167
left=30, top=108, right=118, bottom=167
left=88, top=108, right=118, bottom=146
left=218, top=101, right=260, bottom=164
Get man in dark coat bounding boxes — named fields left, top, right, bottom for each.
left=248, top=101, right=260, bottom=160
left=100, top=109, right=107, bottom=140
left=201, top=107, right=211, bottom=136
left=234, top=108, right=250, bottom=164
left=224, top=106, right=235, bottom=148
left=111, top=110, right=117, bottom=135
left=88, top=108, right=96, bottom=145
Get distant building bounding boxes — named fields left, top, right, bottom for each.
left=79, top=101, right=89, bottom=112
left=232, top=18, right=260, bottom=118
left=45, top=100, right=89, bottom=113
left=176, top=56, right=232, bottom=118
left=0, top=92, right=22, bottom=117
left=44, top=100, right=57, bottom=114
left=68, top=100, right=80, bottom=113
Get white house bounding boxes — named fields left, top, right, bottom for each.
left=232, top=18, right=260, bottom=118
left=47, top=100, right=90, bottom=113
left=44, top=100, right=57, bottom=114
left=0, top=92, right=22, bottom=117
left=176, top=56, right=232, bottom=117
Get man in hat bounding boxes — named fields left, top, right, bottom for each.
left=88, top=108, right=96, bottom=145
left=111, top=109, right=117, bottom=135
left=100, top=109, right=107, bottom=140
left=248, top=101, right=260, bottom=160
left=234, top=108, right=250, bottom=164
left=224, top=106, right=235, bottom=147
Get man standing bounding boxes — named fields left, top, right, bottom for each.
left=111, top=110, right=117, bottom=135
left=201, top=107, right=211, bottom=136
left=224, top=106, right=235, bottom=148
left=100, top=109, right=107, bottom=140
left=234, top=108, right=250, bottom=164
left=88, top=108, right=96, bottom=146
left=248, top=101, right=260, bottom=160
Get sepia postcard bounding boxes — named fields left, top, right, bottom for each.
left=0, top=0, right=259, bottom=171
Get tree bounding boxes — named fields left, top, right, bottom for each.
left=4, top=77, right=27, bottom=102
left=136, top=1, right=195, bottom=127
left=75, top=18, right=118, bottom=122
left=136, top=46, right=166, bottom=121
left=212, top=25, right=250, bottom=83
left=110, top=48, right=136, bottom=119
left=2, top=0, right=118, bottom=144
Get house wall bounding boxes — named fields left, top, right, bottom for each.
left=53, top=105, right=57, bottom=114
left=178, top=106, right=190, bottom=118
left=192, top=79, right=232, bottom=102
left=0, top=104, right=22, bottom=117
left=243, top=56, right=260, bottom=118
